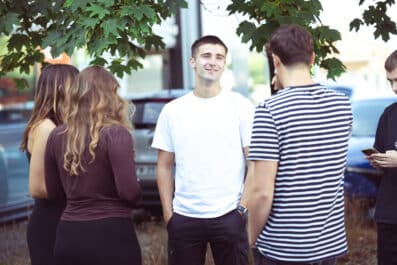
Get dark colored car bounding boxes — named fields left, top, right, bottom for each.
left=344, top=97, right=397, bottom=199
left=129, top=89, right=189, bottom=215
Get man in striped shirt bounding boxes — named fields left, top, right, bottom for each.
left=245, top=24, right=352, bottom=264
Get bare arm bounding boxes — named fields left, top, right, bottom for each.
left=28, top=119, right=55, bottom=198
left=247, top=160, right=277, bottom=247
left=157, top=149, right=175, bottom=224
left=240, top=146, right=254, bottom=207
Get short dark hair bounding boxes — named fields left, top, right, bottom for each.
left=191, top=35, right=228, bottom=58
left=385, top=50, right=397, bottom=72
left=269, top=24, right=314, bottom=66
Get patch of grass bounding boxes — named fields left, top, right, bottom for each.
left=0, top=198, right=378, bottom=265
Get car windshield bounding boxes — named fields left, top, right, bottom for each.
left=132, top=101, right=167, bottom=128
left=352, top=98, right=396, bottom=137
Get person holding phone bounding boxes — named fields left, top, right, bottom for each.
left=366, top=50, right=397, bottom=265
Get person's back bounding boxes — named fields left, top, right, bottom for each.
left=246, top=24, right=352, bottom=265
left=250, top=84, right=351, bottom=262
left=44, top=66, right=142, bottom=265
left=20, top=64, right=79, bottom=265
left=46, top=124, right=141, bottom=221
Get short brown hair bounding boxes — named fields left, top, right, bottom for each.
left=385, top=50, right=397, bottom=72
left=191, top=35, right=228, bottom=58
left=269, top=24, right=314, bottom=66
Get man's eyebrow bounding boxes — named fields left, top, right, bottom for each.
left=199, top=52, right=225, bottom=57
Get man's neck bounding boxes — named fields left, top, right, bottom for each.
left=193, top=79, right=222, bottom=98
left=279, top=65, right=314, bottom=88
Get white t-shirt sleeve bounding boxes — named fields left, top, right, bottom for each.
left=239, top=97, right=255, bottom=148
left=151, top=104, right=174, bottom=152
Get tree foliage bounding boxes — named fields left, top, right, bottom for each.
left=0, top=0, right=187, bottom=79
left=350, top=0, right=397, bottom=41
left=227, top=0, right=397, bottom=80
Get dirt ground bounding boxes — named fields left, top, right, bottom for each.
left=0, top=199, right=377, bottom=265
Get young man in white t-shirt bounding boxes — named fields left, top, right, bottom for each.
left=152, top=35, right=254, bottom=265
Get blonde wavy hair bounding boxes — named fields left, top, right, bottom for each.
left=62, top=66, right=133, bottom=176
left=20, top=64, right=79, bottom=152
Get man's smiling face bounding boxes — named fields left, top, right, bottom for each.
left=190, top=43, right=226, bottom=82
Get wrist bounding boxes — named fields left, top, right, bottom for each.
left=237, top=205, right=248, bottom=216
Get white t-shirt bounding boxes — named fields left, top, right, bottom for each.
left=152, top=90, right=254, bottom=218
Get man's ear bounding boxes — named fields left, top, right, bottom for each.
left=189, top=57, right=196, bottom=68
left=272, top=54, right=282, bottom=68
left=310, top=52, right=315, bottom=65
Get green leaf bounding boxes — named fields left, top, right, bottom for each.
left=0, top=12, right=19, bottom=34
left=89, top=57, right=108, bottom=66
left=97, top=0, right=115, bottom=9
left=80, top=17, right=98, bottom=29
left=140, top=5, right=156, bottom=21
left=64, top=0, right=91, bottom=12
left=64, top=0, right=74, bottom=8
left=164, top=0, right=188, bottom=14
left=108, top=59, right=126, bottom=78
left=14, top=78, right=29, bottom=90
left=320, top=58, right=346, bottom=80
left=102, top=18, right=123, bottom=38
left=7, top=34, right=30, bottom=51
left=87, top=3, right=109, bottom=19
left=42, top=31, right=61, bottom=50
left=349, top=18, right=363, bottom=32
left=127, top=58, right=143, bottom=71
left=236, top=21, right=257, bottom=43
left=120, top=5, right=136, bottom=17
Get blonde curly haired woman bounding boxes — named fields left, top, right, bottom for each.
left=44, top=66, right=142, bottom=265
left=20, top=64, right=79, bottom=265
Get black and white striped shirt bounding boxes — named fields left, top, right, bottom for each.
left=248, top=84, right=352, bottom=263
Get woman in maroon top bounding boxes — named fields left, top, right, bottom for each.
left=44, top=66, right=142, bottom=265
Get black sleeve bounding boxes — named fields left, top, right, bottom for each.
left=374, top=110, right=387, bottom=152
left=44, top=131, right=65, bottom=201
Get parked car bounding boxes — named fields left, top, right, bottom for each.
left=344, top=97, right=397, bottom=199
left=0, top=102, right=34, bottom=223
left=129, top=89, right=189, bottom=215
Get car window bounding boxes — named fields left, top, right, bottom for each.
left=352, top=99, right=396, bottom=137
left=328, top=86, right=353, bottom=98
left=0, top=109, right=31, bottom=124
left=133, top=101, right=167, bottom=128
left=0, top=123, right=30, bottom=207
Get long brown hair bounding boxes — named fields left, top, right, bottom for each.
left=20, top=64, right=79, bottom=151
left=62, top=66, right=132, bottom=176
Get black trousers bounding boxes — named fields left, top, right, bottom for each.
left=27, top=199, right=65, bottom=265
left=253, top=248, right=337, bottom=265
left=167, top=209, right=249, bottom=265
left=377, top=222, right=397, bottom=265
left=54, top=217, right=141, bottom=265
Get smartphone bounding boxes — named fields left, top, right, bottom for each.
left=361, top=148, right=379, bottom=155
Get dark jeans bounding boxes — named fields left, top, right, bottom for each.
left=377, top=222, right=397, bottom=265
left=253, top=248, right=337, bottom=265
left=167, top=210, right=249, bottom=265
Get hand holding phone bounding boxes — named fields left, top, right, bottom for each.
left=361, top=148, right=379, bottom=156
